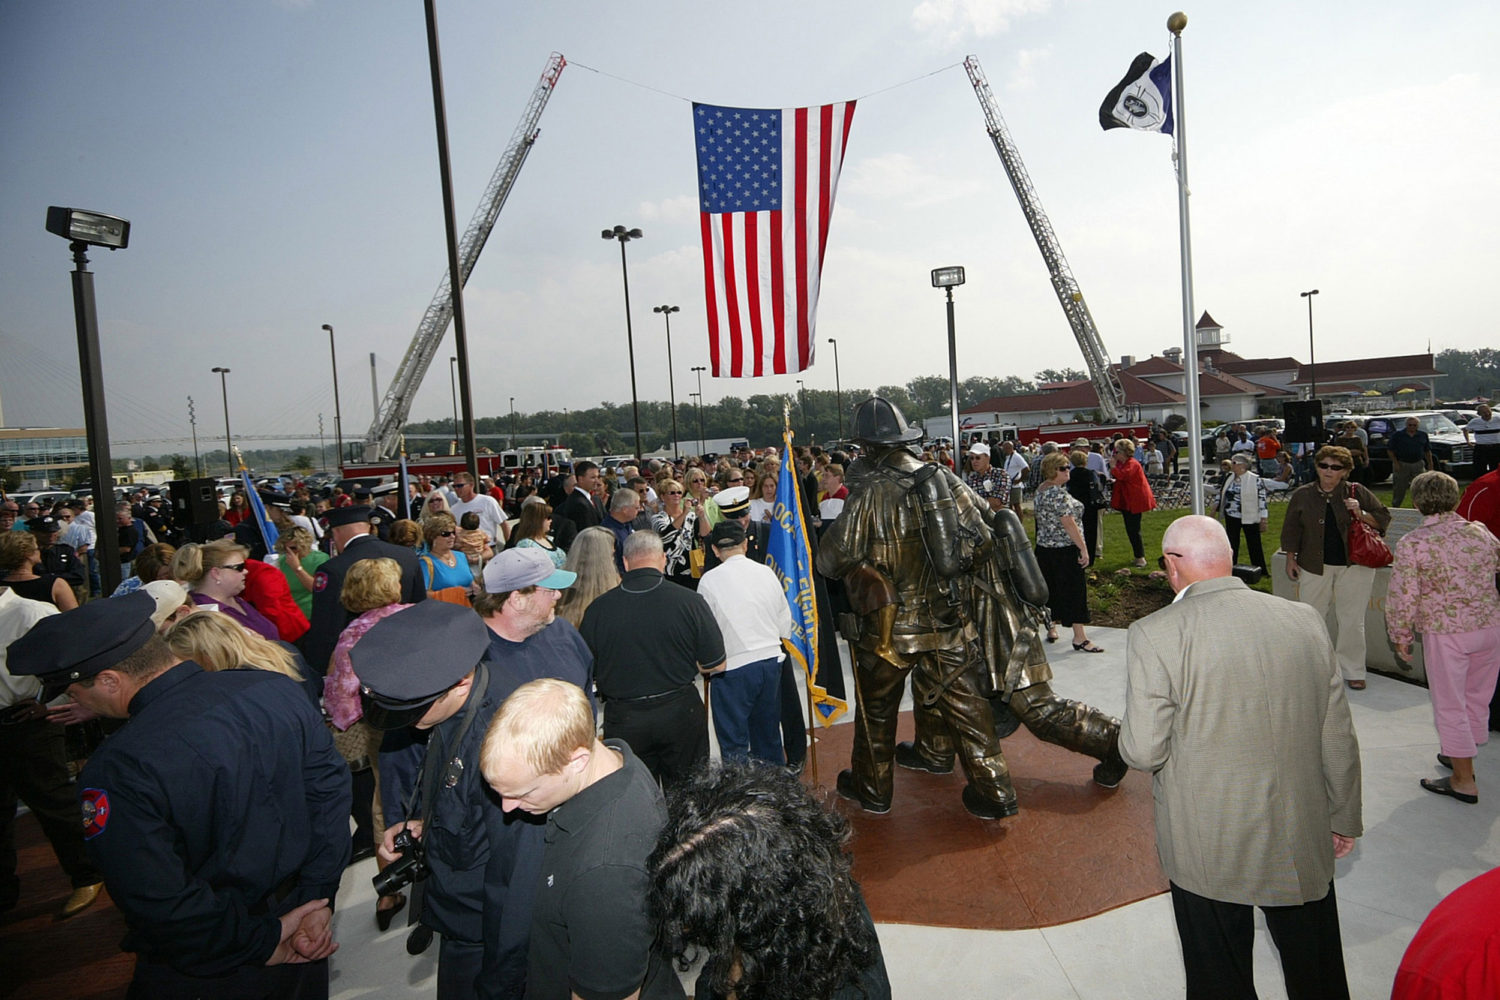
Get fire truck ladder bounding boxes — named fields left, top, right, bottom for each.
left=963, top=55, right=1125, bottom=423
left=362, top=52, right=567, bottom=461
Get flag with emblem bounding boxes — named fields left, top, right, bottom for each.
left=693, top=100, right=856, bottom=377
left=1099, top=53, right=1173, bottom=134
left=763, top=414, right=846, bottom=726
left=239, top=464, right=279, bottom=550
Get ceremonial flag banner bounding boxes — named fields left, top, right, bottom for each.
left=1099, top=53, right=1173, bottom=134
left=693, top=101, right=855, bottom=378
left=240, top=468, right=279, bottom=551
left=764, top=421, right=847, bottom=726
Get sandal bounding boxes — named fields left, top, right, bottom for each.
left=1420, top=776, right=1478, bottom=805
left=1072, top=641, right=1105, bottom=653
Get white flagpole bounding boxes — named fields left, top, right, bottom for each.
left=1169, top=11, right=1205, bottom=515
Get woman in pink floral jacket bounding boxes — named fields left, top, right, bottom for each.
left=1386, top=471, right=1500, bottom=805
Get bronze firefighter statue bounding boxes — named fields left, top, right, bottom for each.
left=817, top=396, right=1127, bottom=819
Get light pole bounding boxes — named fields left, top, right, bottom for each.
left=318, top=413, right=326, bottom=473
left=322, top=324, right=343, bottom=468
left=796, top=379, right=807, bottom=433
left=602, top=225, right=645, bottom=462
left=827, top=337, right=844, bottom=440
left=692, top=365, right=707, bottom=456
left=212, top=367, right=233, bottom=477
left=1300, top=289, right=1320, bottom=402
left=448, top=356, right=459, bottom=452
left=932, top=266, right=967, bottom=450
left=654, top=305, right=681, bottom=460
left=188, top=396, right=201, bottom=477
left=46, top=206, right=129, bottom=595
left=509, top=397, right=516, bottom=450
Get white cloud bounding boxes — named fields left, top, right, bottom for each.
left=842, top=152, right=987, bottom=208
left=1008, top=46, right=1052, bottom=91
left=910, top=0, right=1052, bottom=46
left=637, top=195, right=699, bottom=224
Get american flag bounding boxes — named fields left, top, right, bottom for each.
left=693, top=101, right=856, bottom=377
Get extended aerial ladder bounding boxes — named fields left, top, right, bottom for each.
left=963, top=56, right=1125, bottom=423
left=361, top=52, right=566, bottom=462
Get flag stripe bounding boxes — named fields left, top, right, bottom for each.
left=693, top=100, right=855, bottom=378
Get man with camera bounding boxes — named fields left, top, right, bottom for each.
left=352, top=553, right=584, bottom=1000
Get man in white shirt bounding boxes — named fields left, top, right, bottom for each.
left=449, top=472, right=505, bottom=544
left=1465, top=403, right=1500, bottom=475
left=1000, top=440, right=1029, bottom=514
left=696, top=521, right=792, bottom=765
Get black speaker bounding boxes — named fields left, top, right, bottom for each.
left=1283, top=400, right=1324, bottom=442
left=168, top=478, right=220, bottom=527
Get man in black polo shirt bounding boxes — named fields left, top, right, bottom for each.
left=480, top=678, right=685, bottom=1000
left=579, top=531, right=724, bottom=786
left=1389, top=416, right=1433, bottom=508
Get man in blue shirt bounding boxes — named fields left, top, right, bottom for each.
left=1389, top=416, right=1433, bottom=507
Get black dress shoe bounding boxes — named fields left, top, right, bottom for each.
left=375, top=892, right=406, bottom=932
left=835, top=769, right=891, bottom=814
left=406, top=923, right=434, bottom=955
left=962, top=784, right=1019, bottom=820
left=895, top=741, right=954, bottom=774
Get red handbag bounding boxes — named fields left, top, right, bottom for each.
left=1346, top=486, right=1392, bottom=568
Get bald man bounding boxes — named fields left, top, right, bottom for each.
left=1120, top=515, right=1363, bottom=1000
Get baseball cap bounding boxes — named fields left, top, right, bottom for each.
left=968, top=441, right=991, bottom=457
left=482, top=548, right=576, bottom=593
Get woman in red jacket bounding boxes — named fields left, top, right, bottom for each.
left=1109, top=438, right=1156, bottom=567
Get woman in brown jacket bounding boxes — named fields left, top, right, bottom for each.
left=1280, top=444, right=1392, bottom=689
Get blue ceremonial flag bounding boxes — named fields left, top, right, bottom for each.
left=240, top=467, right=279, bottom=551
left=1100, top=53, right=1173, bottom=134
left=397, top=451, right=412, bottom=521
left=764, top=420, right=847, bottom=726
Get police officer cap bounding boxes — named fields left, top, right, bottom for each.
left=371, top=482, right=399, bottom=497
left=714, top=485, right=751, bottom=518
left=324, top=505, right=373, bottom=528
left=8, top=591, right=156, bottom=699
left=25, top=515, right=61, bottom=534
left=710, top=520, right=746, bottom=550
left=349, top=602, right=490, bottom=730
left=351, top=485, right=373, bottom=500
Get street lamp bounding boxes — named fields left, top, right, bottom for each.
left=46, top=206, right=128, bottom=595
left=448, top=356, right=459, bottom=452
left=188, top=396, right=202, bottom=477
left=827, top=337, right=844, bottom=440
left=654, top=305, right=682, bottom=460
left=602, top=225, right=645, bottom=462
left=322, top=324, right=344, bottom=468
left=212, top=367, right=233, bottom=477
left=931, top=266, right=967, bottom=450
left=689, top=392, right=704, bottom=457
left=691, top=365, right=707, bottom=456
left=509, top=397, right=516, bottom=450
left=1300, top=289, right=1320, bottom=402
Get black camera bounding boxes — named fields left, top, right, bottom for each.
left=371, top=827, right=429, bottom=897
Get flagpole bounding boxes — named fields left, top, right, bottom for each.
left=1168, top=12, right=1204, bottom=515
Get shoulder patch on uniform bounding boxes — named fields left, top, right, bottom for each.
left=313, top=571, right=329, bottom=593
left=81, top=788, right=110, bottom=839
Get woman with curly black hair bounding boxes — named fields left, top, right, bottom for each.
left=649, top=761, right=891, bottom=1000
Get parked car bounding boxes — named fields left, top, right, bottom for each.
left=1362, top=411, right=1474, bottom=482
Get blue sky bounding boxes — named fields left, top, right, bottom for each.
left=2, top=0, right=1496, bottom=455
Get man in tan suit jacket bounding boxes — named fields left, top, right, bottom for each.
left=1120, top=515, right=1363, bottom=1000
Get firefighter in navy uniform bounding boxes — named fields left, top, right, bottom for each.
left=369, top=482, right=401, bottom=542
left=8, top=592, right=352, bottom=999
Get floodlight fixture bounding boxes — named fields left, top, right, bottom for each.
left=931, top=266, right=966, bottom=289
left=46, top=206, right=131, bottom=250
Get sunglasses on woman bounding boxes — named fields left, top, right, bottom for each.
left=1316, top=463, right=1347, bottom=471
left=218, top=563, right=248, bottom=573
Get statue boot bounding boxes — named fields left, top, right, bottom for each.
left=958, top=747, right=1020, bottom=820
left=1011, top=683, right=1128, bottom=788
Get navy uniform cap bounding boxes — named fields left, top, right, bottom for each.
left=26, top=516, right=61, bottom=534
left=324, top=505, right=373, bottom=528
left=8, top=591, right=157, bottom=699
left=349, top=602, right=490, bottom=730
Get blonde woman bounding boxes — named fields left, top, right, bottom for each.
left=0, top=531, right=78, bottom=610
left=555, top=526, right=620, bottom=628
left=417, top=512, right=475, bottom=604
left=163, top=608, right=320, bottom=707
left=172, top=540, right=279, bottom=641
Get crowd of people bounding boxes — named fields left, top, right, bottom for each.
left=3, top=402, right=1499, bottom=999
